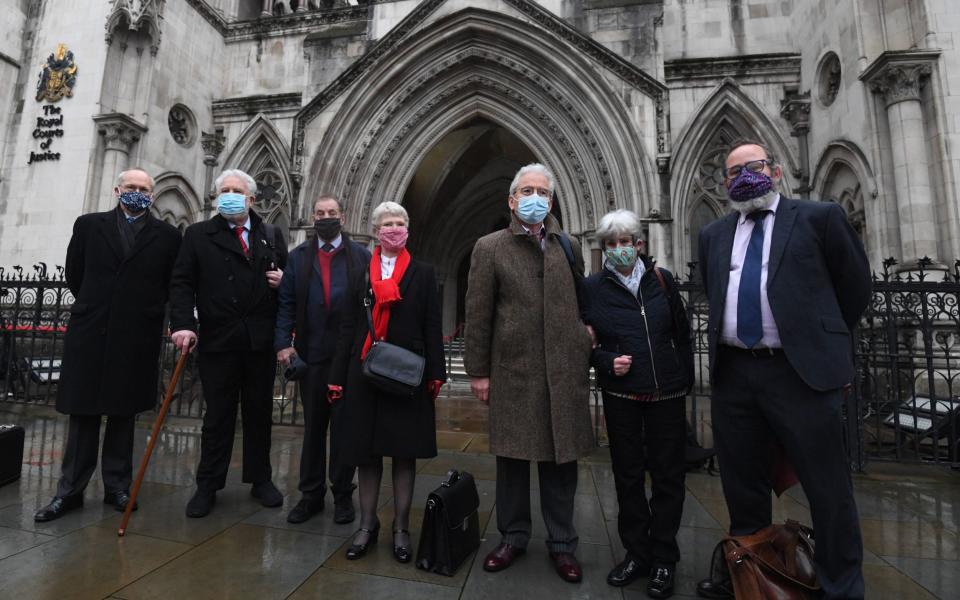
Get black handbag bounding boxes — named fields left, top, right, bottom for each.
left=360, top=278, right=425, bottom=397
left=0, top=424, right=24, bottom=487
left=416, top=469, right=481, bottom=576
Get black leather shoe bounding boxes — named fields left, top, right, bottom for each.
left=696, top=576, right=733, bottom=599
left=250, top=481, right=283, bottom=507
left=393, top=526, right=412, bottom=563
left=333, top=499, right=356, bottom=524
left=103, top=490, right=138, bottom=512
left=607, top=556, right=651, bottom=587
left=185, top=489, right=216, bottom=518
left=287, top=496, right=324, bottom=523
left=34, top=495, right=83, bottom=522
left=647, top=564, right=675, bottom=598
left=345, top=523, right=380, bottom=560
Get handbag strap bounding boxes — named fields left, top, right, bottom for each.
left=363, top=271, right=377, bottom=344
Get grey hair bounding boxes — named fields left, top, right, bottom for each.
left=596, top=209, right=643, bottom=242
left=508, top=163, right=556, bottom=196
left=116, top=169, right=154, bottom=190
left=371, top=201, right=409, bottom=228
left=214, top=169, right=257, bottom=196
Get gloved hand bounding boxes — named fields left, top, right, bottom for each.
left=327, top=384, right=343, bottom=405
left=427, top=379, right=444, bottom=401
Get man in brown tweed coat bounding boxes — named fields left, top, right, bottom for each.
left=465, top=163, right=594, bottom=583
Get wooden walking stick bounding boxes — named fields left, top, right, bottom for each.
left=118, top=350, right=189, bottom=537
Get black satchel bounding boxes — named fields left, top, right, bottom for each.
left=0, top=424, right=25, bottom=487
left=416, top=469, right=481, bottom=576
left=360, top=276, right=425, bottom=397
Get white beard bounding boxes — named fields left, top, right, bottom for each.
left=727, top=190, right=778, bottom=215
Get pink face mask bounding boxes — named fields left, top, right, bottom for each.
left=378, top=225, right=408, bottom=252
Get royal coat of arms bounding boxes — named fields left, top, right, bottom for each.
left=36, top=44, right=78, bottom=103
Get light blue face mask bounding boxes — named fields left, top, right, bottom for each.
left=604, top=245, right=637, bottom=269
left=515, top=194, right=550, bottom=225
left=216, top=192, right=247, bottom=216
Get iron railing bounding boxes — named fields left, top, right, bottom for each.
left=3, top=259, right=959, bottom=469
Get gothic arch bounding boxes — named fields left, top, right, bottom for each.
left=151, top=172, right=201, bottom=232
left=811, top=140, right=879, bottom=259
left=670, top=78, right=798, bottom=269
left=221, top=114, right=294, bottom=226
left=104, top=0, right=164, bottom=47
left=302, top=8, right=659, bottom=238
left=810, top=140, right=877, bottom=201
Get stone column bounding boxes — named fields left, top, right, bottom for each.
left=261, top=0, right=274, bottom=16
left=92, top=114, right=147, bottom=213
left=780, top=89, right=811, bottom=198
left=863, top=52, right=941, bottom=268
left=201, top=129, right=226, bottom=219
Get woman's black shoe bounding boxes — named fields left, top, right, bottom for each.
left=345, top=523, right=380, bottom=560
left=392, top=527, right=412, bottom=563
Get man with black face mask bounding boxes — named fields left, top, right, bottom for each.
left=696, top=140, right=871, bottom=600
left=275, top=195, right=370, bottom=524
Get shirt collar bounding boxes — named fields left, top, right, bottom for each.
left=317, top=234, right=343, bottom=250
left=737, top=193, right=780, bottom=225
left=228, top=216, right=252, bottom=231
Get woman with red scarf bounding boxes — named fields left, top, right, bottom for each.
left=327, top=201, right=446, bottom=563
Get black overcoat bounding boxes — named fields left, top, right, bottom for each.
left=329, top=257, right=446, bottom=464
left=169, top=212, right=288, bottom=353
left=57, top=209, right=181, bottom=416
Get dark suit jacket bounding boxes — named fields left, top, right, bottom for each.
left=698, top=197, right=871, bottom=391
left=58, top=209, right=181, bottom=415
left=169, top=212, right=288, bottom=353
left=329, top=257, right=446, bottom=462
left=274, top=233, right=370, bottom=364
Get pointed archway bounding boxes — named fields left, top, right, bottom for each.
left=221, top=114, right=294, bottom=228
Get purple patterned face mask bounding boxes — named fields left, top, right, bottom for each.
left=726, top=168, right=773, bottom=203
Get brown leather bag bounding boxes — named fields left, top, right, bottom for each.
left=709, top=520, right=821, bottom=599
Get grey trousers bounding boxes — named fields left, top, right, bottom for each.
left=496, top=455, right=579, bottom=553
left=57, top=414, right=135, bottom=498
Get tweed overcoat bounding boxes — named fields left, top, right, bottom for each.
left=57, top=209, right=181, bottom=416
left=464, top=214, right=594, bottom=464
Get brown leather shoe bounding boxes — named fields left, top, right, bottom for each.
left=483, top=543, right=526, bottom=572
left=550, top=552, right=583, bottom=583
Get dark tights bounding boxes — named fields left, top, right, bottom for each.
left=353, top=457, right=416, bottom=548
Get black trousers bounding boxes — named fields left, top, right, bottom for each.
left=196, top=350, right=275, bottom=490
left=602, top=392, right=686, bottom=566
left=57, top=414, right=135, bottom=498
left=496, top=456, right=579, bottom=553
left=712, top=346, right=864, bottom=600
left=297, top=361, right=355, bottom=502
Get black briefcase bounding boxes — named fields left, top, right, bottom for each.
left=416, top=469, right=481, bottom=576
left=0, top=424, right=25, bottom=487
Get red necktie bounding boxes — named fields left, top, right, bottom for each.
left=235, top=226, right=249, bottom=257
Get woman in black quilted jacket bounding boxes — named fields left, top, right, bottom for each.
left=583, top=209, right=694, bottom=599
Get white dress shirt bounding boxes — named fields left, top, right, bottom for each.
left=380, top=253, right=397, bottom=279
left=720, top=194, right=783, bottom=349
left=228, top=216, right=252, bottom=248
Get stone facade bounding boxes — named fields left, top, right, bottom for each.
left=1, top=0, right=958, bottom=330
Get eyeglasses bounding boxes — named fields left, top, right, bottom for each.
left=723, top=159, right=771, bottom=179
left=516, top=186, right=552, bottom=198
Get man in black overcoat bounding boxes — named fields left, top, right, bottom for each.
left=275, top=195, right=369, bottom=525
left=695, top=140, right=871, bottom=600
left=34, top=168, right=181, bottom=522
left=169, top=169, right=288, bottom=518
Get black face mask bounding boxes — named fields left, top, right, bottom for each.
left=314, top=218, right=342, bottom=241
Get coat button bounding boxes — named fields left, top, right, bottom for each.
left=228, top=275, right=234, bottom=281
left=99, top=328, right=106, bottom=335
left=224, top=256, right=229, bottom=261
left=231, top=297, right=238, bottom=303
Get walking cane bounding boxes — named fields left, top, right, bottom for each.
left=118, top=350, right=189, bottom=537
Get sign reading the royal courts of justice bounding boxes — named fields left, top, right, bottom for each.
left=28, top=43, right=77, bottom=165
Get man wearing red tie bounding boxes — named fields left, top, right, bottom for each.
left=169, top=169, right=288, bottom=518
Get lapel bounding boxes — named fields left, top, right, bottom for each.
left=398, top=256, right=418, bottom=299
left=126, top=214, right=160, bottom=262
left=206, top=215, right=248, bottom=260
left=767, top=196, right=798, bottom=284
left=97, top=210, right=125, bottom=262
left=713, top=212, right=739, bottom=302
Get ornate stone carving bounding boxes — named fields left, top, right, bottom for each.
left=167, top=104, right=196, bottom=146
left=816, top=52, right=841, bottom=107
left=105, top=0, right=165, bottom=46
left=201, top=129, right=225, bottom=166
left=211, top=93, right=302, bottom=119
left=867, top=63, right=932, bottom=107
left=780, top=90, right=811, bottom=135
left=93, top=113, right=147, bottom=152
left=664, top=53, right=801, bottom=84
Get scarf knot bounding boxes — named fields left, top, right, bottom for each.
left=361, top=247, right=411, bottom=358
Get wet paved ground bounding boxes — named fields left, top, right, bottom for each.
left=1, top=397, right=958, bottom=600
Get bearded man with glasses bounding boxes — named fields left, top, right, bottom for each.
left=695, top=140, right=871, bottom=600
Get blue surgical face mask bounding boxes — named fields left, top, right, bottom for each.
left=515, top=194, right=550, bottom=225
left=118, top=190, right=152, bottom=212
left=216, top=192, right=247, bottom=216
